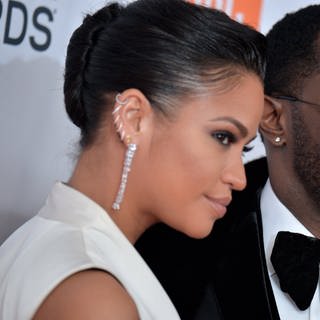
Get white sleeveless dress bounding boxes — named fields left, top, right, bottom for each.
left=0, top=182, right=180, bottom=320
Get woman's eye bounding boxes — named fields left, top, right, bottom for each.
left=213, top=132, right=235, bottom=146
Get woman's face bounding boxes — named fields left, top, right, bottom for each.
left=135, top=73, right=264, bottom=238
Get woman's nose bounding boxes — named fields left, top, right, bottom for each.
left=221, top=158, right=247, bottom=191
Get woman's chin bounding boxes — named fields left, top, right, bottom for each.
left=184, top=220, right=216, bottom=239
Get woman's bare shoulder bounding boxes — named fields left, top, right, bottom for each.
left=33, top=269, right=139, bottom=320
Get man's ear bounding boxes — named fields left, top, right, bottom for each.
left=259, top=96, right=287, bottom=146
left=112, top=88, right=153, bottom=146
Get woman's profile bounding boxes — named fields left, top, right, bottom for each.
left=0, top=0, right=266, bottom=319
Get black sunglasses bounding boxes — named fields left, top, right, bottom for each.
left=272, top=95, right=320, bottom=108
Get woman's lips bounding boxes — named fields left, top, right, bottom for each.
left=204, top=195, right=231, bottom=218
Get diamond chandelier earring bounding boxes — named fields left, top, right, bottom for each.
left=112, top=93, right=137, bottom=211
left=112, top=142, right=137, bottom=210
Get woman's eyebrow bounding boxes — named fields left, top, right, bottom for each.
left=210, top=117, right=248, bottom=138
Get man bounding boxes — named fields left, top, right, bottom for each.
left=136, top=5, right=320, bottom=320
left=210, top=5, right=320, bottom=320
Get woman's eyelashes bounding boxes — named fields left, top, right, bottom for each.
left=242, top=145, right=254, bottom=154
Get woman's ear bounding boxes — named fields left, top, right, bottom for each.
left=112, top=88, right=153, bottom=146
left=259, top=95, right=287, bottom=146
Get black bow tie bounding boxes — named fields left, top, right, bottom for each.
left=271, top=231, right=320, bottom=310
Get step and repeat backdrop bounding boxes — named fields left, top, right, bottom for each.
left=0, top=0, right=319, bottom=243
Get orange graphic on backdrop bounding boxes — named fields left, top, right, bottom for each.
left=188, top=0, right=263, bottom=30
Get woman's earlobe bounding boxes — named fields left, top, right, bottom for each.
left=259, top=96, right=286, bottom=146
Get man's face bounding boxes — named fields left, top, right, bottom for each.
left=291, top=73, right=320, bottom=208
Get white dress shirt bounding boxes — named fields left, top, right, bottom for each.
left=261, top=179, right=320, bottom=320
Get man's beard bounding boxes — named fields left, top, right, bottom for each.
left=292, top=107, right=320, bottom=208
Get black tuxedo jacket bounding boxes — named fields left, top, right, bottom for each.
left=136, top=158, right=280, bottom=320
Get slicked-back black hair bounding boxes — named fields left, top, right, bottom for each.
left=265, top=5, right=320, bottom=96
left=64, top=0, right=266, bottom=147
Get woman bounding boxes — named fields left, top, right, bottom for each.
left=0, top=0, right=265, bottom=319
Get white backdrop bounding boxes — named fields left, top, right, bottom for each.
left=0, top=0, right=319, bottom=244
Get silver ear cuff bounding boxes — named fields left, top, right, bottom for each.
left=113, top=93, right=128, bottom=142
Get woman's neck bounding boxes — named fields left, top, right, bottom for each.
left=68, top=146, right=157, bottom=244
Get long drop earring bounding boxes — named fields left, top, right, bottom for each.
left=112, top=94, right=137, bottom=211
left=112, top=141, right=137, bottom=210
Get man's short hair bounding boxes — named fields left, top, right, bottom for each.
left=265, top=5, right=320, bottom=96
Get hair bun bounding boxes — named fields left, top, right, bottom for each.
left=64, top=3, right=122, bottom=130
